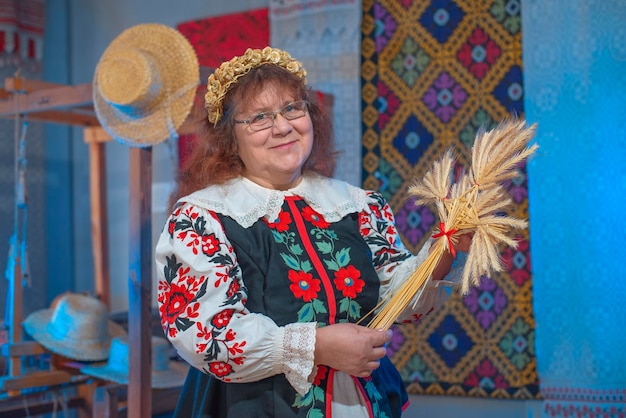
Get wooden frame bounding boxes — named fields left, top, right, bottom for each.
left=93, top=384, right=180, bottom=418
left=0, top=342, right=94, bottom=417
left=0, top=381, right=91, bottom=418
left=0, top=77, right=158, bottom=418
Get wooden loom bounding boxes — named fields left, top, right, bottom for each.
left=0, top=75, right=204, bottom=417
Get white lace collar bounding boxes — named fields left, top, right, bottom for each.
left=182, top=175, right=369, bottom=228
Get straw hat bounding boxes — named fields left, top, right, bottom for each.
left=22, top=293, right=126, bottom=361
left=80, top=335, right=187, bottom=389
left=93, top=23, right=199, bottom=147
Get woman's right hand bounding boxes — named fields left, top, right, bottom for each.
left=314, top=323, right=392, bottom=378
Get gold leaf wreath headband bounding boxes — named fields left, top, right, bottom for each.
left=204, top=47, right=308, bottom=125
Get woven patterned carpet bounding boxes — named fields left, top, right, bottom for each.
left=361, top=0, right=539, bottom=399
left=177, top=8, right=269, bottom=70
left=176, top=9, right=269, bottom=169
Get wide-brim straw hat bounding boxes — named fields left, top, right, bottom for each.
left=22, top=293, right=127, bottom=361
left=93, top=23, right=199, bottom=147
left=80, top=335, right=187, bottom=389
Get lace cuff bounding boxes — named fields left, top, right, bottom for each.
left=273, top=322, right=317, bottom=396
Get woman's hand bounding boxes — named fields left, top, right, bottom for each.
left=314, top=323, right=392, bottom=378
left=454, top=232, right=473, bottom=253
left=431, top=231, right=474, bottom=280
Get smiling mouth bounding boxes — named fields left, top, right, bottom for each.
left=271, top=140, right=297, bottom=149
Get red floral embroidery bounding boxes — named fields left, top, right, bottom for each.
left=377, top=198, right=396, bottom=223
left=401, top=307, right=435, bottom=324
left=288, top=270, right=321, bottom=302
left=167, top=207, right=182, bottom=236
left=212, top=309, right=234, bottom=328
left=375, top=247, right=397, bottom=257
left=195, top=322, right=212, bottom=347
left=209, top=361, right=233, bottom=378
left=158, top=204, right=252, bottom=380
left=183, top=206, right=199, bottom=220
left=225, top=329, right=236, bottom=341
left=313, top=365, right=329, bottom=385
left=227, top=280, right=240, bottom=297
left=358, top=211, right=371, bottom=235
left=202, top=233, right=220, bottom=256
left=368, top=203, right=381, bottom=219
left=402, top=312, right=424, bottom=324
left=264, top=210, right=292, bottom=232
left=159, top=281, right=196, bottom=325
left=334, top=265, right=365, bottom=298
left=228, top=340, right=246, bottom=356
left=185, top=302, right=200, bottom=319
left=301, top=206, right=330, bottom=228
left=181, top=229, right=202, bottom=255
left=214, top=269, right=230, bottom=288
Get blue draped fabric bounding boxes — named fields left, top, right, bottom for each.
left=523, top=1, right=626, bottom=416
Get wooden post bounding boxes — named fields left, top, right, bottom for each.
left=93, top=384, right=124, bottom=418
left=84, top=126, right=113, bottom=306
left=127, top=147, right=152, bottom=418
left=88, top=141, right=110, bottom=307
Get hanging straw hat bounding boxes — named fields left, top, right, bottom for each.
left=22, top=292, right=127, bottom=361
left=80, top=335, right=187, bottom=389
left=93, top=23, right=199, bottom=147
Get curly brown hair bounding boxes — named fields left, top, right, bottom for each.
left=174, top=64, right=338, bottom=200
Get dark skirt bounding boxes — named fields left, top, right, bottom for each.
left=173, top=356, right=408, bottom=418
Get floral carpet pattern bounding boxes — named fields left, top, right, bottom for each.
left=361, top=0, right=539, bottom=399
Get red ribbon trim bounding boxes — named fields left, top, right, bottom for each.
left=432, top=222, right=457, bottom=257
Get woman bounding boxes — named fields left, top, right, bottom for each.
left=155, top=47, right=470, bottom=418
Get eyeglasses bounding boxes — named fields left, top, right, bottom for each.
left=234, top=100, right=308, bottom=132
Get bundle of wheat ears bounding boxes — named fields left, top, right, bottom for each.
left=365, top=118, right=538, bottom=330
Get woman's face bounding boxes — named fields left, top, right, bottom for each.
left=233, top=85, right=314, bottom=190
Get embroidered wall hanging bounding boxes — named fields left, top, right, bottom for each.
left=177, top=8, right=269, bottom=70
left=0, top=0, right=45, bottom=70
left=269, top=0, right=363, bottom=186
left=361, top=0, right=539, bottom=399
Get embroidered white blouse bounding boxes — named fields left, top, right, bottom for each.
left=155, top=175, right=461, bottom=417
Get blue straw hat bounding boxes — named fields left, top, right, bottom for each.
left=22, top=292, right=126, bottom=361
